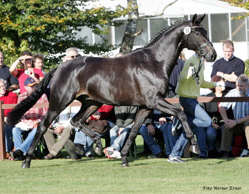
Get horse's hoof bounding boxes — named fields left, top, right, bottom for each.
left=121, top=156, right=129, bottom=167
left=121, top=162, right=129, bottom=167
left=22, top=160, right=31, bottom=168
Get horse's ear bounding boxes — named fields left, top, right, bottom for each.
left=193, top=14, right=205, bottom=25
left=191, top=14, right=198, bottom=24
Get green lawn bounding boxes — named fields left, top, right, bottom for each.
left=0, top=156, right=248, bottom=194
left=0, top=136, right=248, bottom=194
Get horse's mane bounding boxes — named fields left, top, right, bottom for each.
left=145, top=20, right=189, bottom=48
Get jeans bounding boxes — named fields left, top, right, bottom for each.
left=109, top=123, right=133, bottom=151
left=139, top=124, right=161, bottom=155
left=159, top=122, right=178, bottom=156
left=170, top=131, right=188, bottom=157
left=74, top=130, right=94, bottom=154
left=4, top=124, right=14, bottom=152
left=206, top=126, right=217, bottom=151
left=139, top=122, right=178, bottom=156
left=179, top=97, right=216, bottom=157
left=12, top=127, right=37, bottom=155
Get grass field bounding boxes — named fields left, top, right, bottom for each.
left=0, top=137, right=248, bottom=194
left=0, top=156, right=248, bottom=194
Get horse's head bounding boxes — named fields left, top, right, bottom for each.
left=182, top=14, right=216, bottom=62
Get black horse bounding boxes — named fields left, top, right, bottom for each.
left=8, top=14, right=216, bottom=168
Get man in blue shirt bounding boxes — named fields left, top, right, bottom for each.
left=219, top=74, right=249, bottom=157
left=211, top=40, right=244, bottom=96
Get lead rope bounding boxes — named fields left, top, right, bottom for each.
left=192, top=57, right=203, bottom=85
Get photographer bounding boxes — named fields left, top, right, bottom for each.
left=10, top=51, right=44, bottom=94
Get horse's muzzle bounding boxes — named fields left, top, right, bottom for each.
left=204, top=50, right=217, bottom=62
left=199, top=44, right=217, bottom=62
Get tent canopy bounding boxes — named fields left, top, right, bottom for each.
left=84, top=0, right=248, bottom=17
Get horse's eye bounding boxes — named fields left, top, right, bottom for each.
left=195, top=31, right=201, bottom=36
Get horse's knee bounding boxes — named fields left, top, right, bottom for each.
left=177, top=111, right=188, bottom=122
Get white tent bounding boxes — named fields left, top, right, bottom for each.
left=84, top=0, right=248, bottom=17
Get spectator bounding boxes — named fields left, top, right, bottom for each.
left=168, top=54, right=222, bottom=162
left=43, top=106, right=84, bottom=160
left=62, top=47, right=79, bottom=62
left=44, top=104, right=113, bottom=159
left=219, top=74, right=249, bottom=157
left=10, top=51, right=44, bottom=94
left=139, top=110, right=177, bottom=158
left=12, top=77, right=48, bottom=160
left=10, top=51, right=32, bottom=78
left=73, top=104, right=113, bottom=158
left=0, top=51, right=19, bottom=91
left=211, top=40, right=245, bottom=96
left=0, top=79, right=18, bottom=158
left=33, top=54, right=45, bottom=75
left=104, top=106, right=138, bottom=159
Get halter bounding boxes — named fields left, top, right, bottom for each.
left=183, top=26, right=210, bottom=58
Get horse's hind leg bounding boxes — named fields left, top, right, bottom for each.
left=121, top=109, right=151, bottom=167
left=155, top=98, right=193, bottom=138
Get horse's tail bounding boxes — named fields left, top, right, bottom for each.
left=7, top=68, right=57, bottom=126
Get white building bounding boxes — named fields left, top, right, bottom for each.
left=79, top=0, right=249, bottom=60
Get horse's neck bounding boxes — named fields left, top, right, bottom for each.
left=151, top=27, right=184, bottom=76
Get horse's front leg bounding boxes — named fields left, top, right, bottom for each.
left=71, top=104, right=101, bottom=143
left=22, top=111, right=59, bottom=168
left=156, top=98, right=194, bottom=139
left=121, top=109, right=151, bottom=167
left=71, top=103, right=100, bottom=128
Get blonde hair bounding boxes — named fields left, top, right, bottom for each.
left=222, top=40, right=234, bottom=49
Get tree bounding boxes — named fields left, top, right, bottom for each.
left=0, top=0, right=127, bottom=69
left=119, top=0, right=139, bottom=53
left=119, top=0, right=178, bottom=53
left=223, top=0, right=249, bottom=11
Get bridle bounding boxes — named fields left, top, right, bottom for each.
left=183, top=26, right=211, bottom=57
left=183, top=26, right=209, bottom=84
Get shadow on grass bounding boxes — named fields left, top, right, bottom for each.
left=61, top=156, right=153, bottom=168
left=187, top=156, right=237, bottom=165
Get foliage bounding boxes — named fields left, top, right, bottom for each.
left=244, top=59, right=249, bottom=76
left=223, top=0, right=249, bottom=10
left=0, top=0, right=128, bottom=70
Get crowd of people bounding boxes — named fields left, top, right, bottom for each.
left=1, top=40, right=249, bottom=163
